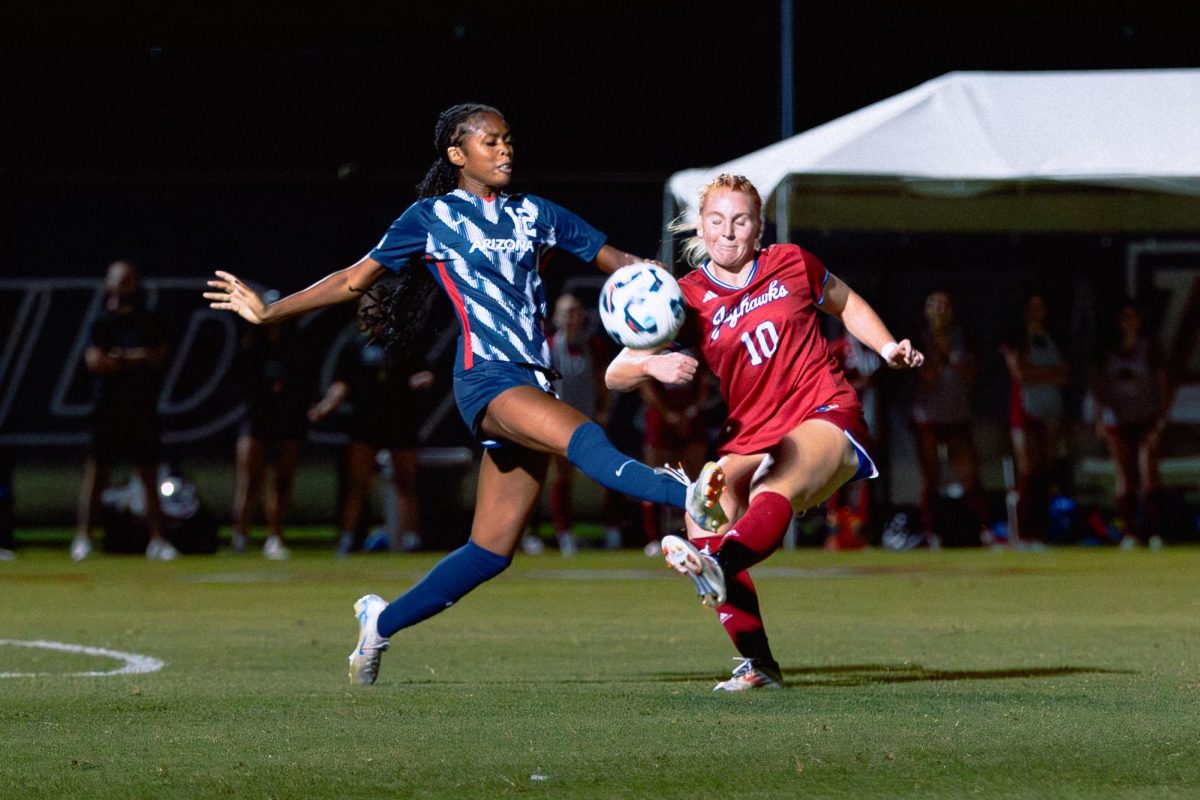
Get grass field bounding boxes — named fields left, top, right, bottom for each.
left=2, top=539, right=1199, bottom=799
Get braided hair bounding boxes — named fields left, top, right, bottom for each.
left=358, top=270, right=440, bottom=355
left=415, top=103, right=505, bottom=199
left=362, top=104, right=504, bottom=351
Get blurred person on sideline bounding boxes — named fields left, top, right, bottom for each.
left=0, top=448, right=14, bottom=560
left=230, top=316, right=315, bottom=560
left=639, top=367, right=709, bottom=554
left=72, top=260, right=176, bottom=561
left=823, top=318, right=882, bottom=549
left=535, top=292, right=611, bottom=557
left=308, top=284, right=436, bottom=556
left=910, top=289, right=988, bottom=544
left=1092, top=298, right=1171, bottom=550
left=206, top=103, right=725, bottom=687
left=607, top=174, right=923, bottom=690
left=1000, top=289, right=1070, bottom=545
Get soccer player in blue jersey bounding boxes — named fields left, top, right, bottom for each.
left=206, top=103, right=726, bottom=685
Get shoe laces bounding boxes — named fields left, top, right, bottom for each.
left=729, top=657, right=759, bottom=678
left=655, top=462, right=689, bottom=485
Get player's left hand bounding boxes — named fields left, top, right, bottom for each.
left=644, top=351, right=698, bottom=385
left=885, top=339, right=924, bottom=369
left=204, top=270, right=268, bottom=324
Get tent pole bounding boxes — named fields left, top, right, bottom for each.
left=660, top=184, right=676, bottom=268
left=778, top=0, right=794, bottom=244
left=780, top=0, right=794, bottom=139
left=776, top=175, right=791, bottom=244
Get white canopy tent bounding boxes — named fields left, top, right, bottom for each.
left=664, top=69, right=1200, bottom=246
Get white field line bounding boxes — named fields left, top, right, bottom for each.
left=0, top=639, right=165, bottom=677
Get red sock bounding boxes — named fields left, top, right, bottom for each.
left=715, top=491, right=793, bottom=576
left=692, top=536, right=777, bottom=667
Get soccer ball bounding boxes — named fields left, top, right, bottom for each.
left=597, top=263, right=686, bottom=349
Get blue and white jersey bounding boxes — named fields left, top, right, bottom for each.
left=369, top=189, right=606, bottom=372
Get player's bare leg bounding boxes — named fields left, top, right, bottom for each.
left=486, top=387, right=726, bottom=530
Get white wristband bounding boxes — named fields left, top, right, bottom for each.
left=880, top=341, right=898, bottom=361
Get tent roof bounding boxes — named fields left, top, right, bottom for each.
left=668, top=69, right=1200, bottom=219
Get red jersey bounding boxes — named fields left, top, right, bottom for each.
left=679, top=245, right=862, bottom=455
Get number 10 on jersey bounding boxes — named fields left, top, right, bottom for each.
left=740, top=321, right=780, bottom=366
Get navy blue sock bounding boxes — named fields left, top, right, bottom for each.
left=566, top=422, right=687, bottom=507
left=376, top=540, right=511, bottom=637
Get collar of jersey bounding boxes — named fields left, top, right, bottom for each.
left=701, top=257, right=758, bottom=290
left=450, top=188, right=507, bottom=205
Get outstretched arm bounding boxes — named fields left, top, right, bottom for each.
left=594, top=245, right=665, bottom=274
left=205, top=256, right=387, bottom=325
left=821, top=272, right=924, bottom=369
left=606, top=346, right=699, bottom=391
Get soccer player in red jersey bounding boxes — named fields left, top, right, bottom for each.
left=607, top=174, right=924, bottom=691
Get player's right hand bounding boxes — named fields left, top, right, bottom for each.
left=204, top=270, right=268, bottom=324
left=644, top=351, right=698, bottom=385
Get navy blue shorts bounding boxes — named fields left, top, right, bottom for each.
left=453, top=360, right=553, bottom=443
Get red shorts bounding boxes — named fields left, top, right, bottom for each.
left=720, top=401, right=877, bottom=483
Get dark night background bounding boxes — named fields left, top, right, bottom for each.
left=3, top=0, right=1199, bottom=273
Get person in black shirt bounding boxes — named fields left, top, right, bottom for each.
left=72, top=260, right=175, bottom=561
left=309, top=290, right=434, bottom=555
left=231, top=319, right=314, bottom=559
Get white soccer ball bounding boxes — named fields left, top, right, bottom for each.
left=597, top=263, right=686, bottom=349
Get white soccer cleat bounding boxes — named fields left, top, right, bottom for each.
left=70, top=535, right=93, bottom=562
left=348, top=594, right=390, bottom=686
left=661, top=534, right=726, bottom=607
left=658, top=461, right=728, bottom=533
left=713, top=657, right=783, bottom=692
left=262, top=535, right=290, bottom=561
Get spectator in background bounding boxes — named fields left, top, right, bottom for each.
left=639, top=369, right=709, bottom=554
left=0, top=448, right=14, bottom=560
left=910, top=290, right=988, bottom=544
left=599, top=383, right=651, bottom=551
left=1001, top=290, right=1070, bottom=545
left=309, top=287, right=435, bottom=556
left=537, top=293, right=611, bottom=556
left=824, top=319, right=882, bottom=549
left=1093, top=298, right=1171, bottom=550
left=230, top=318, right=314, bottom=559
left=72, top=260, right=176, bottom=561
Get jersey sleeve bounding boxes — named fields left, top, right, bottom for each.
left=797, top=247, right=832, bottom=306
left=368, top=203, right=428, bottom=271
left=532, top=196, right=607, bottom=264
